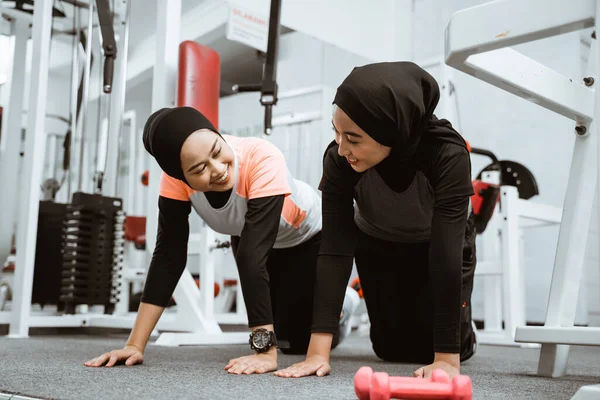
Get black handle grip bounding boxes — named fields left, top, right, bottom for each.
left=264, top=105, right=272, bottom=135
left=470, top=147, right=499, bottom=165
left=233, top=83, right=262, bottom=93
left=103, top=56, right=114, bottom=93
left=63, top=130, right=72, bottom=170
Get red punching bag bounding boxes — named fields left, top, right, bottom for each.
left=177, top=41, right=220, bottom=129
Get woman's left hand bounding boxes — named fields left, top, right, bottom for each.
left=413, top=360, right=460, bottom=379
left=274, top=355, right=331, bottom=378
left=224, top=352, right=277, bottom=375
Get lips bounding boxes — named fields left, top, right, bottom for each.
left=212, top=166, right=229, bottom=184
left=346, top=157, right=358, bottom=165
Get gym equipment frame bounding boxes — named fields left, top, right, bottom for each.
left=445, top=0, right=600, bottom=388
left=0, top=0, right=249, bottom=345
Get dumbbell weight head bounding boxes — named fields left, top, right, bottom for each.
left=452, top=375, right=472, bottom=400
left=371, top=372, right=391, bottom=400
left=354, top=366, right=373, bottom=400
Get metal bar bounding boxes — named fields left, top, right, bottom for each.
left=106, top=0, right=131, bottom=198
left=0, top=19, right=29, bottom=267
left=95, top=0, right=117, bottom=93
left=77, top=0, right=95, bottom=191
left=524, top=26, right=599, bottom=378
left=145, top=0, right=181, bottom=260
left=515, top=326, right=600, bottom=345
left=500, top=186, right=526, bottom=342
left=571, top=384, right=600, bottom=399
left=199, top=226, right=216, bottom=320
left=68, top=8, right=80, bottom=198
left=517, top=200, right=563, bottom=224
left=61, top=0, right=90, bottom=9
left=260, top=0, right=282, bottom=135
left=465, top=49, right=594, bottom=123
left=153, top=332, right=249, bottom=347
left=444, top=0, right=594, bottom=64
left=124, top=110, right=137, bottom=215
left=444, top=0, right=595, bottom=123
left=8, top=0, right=54, bottom=338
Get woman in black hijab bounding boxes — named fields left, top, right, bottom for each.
left=83, top=107, right=360, bottom=374
left=275, top=61, right=477, bottom=379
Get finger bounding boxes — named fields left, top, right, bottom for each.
left=316, top=365, right=331, bottom=377
left=225, top=357, right=246, bottom=370
left=243, top=364, right=259, bottom=375
left=93, top=353, right=110, bottom=367
left=287, top=369, right=300, bottom=378
left=125, top=354, right=142, bottom=366
left=413, top=367, right=424, bottom=378
left=295, top=365, right=321, bottom=378
left=105, top=352, right=120, bottom=368
left=274, top=368, right=293, bottom=378
left=289, top=366, right=312, bottom=378
left=256, top=366, right=271, bottom=374
left=225, top=359, right=245, bottom=372
left=228, top=364, right=247, bottom=375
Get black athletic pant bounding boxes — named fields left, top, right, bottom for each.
left=231, top=231, right=338, bottom=355
left=354, top=213, right=477, bottom=364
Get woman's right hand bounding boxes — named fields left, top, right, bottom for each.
left=84, top=345, right=144, bottom=368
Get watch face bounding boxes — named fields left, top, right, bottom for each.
left=252, top=332, right=270, bottom=349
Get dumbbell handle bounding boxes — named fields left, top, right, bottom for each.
left=388, top=381, right=457, bottom=399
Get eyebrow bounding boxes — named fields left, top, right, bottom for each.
left=331, top=121, right=362, bottom=138
left=187, top=137, right=219, bottom=172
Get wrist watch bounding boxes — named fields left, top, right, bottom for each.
left=249, top=328, right=278, bottom=353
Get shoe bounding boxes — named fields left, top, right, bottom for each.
left=471, top=320, right=478, bottom=355
left=338, top=286, right=361, bottom=344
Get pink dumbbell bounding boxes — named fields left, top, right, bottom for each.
left=354, top=367, right=472, bottom=400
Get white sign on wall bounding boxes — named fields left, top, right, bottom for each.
left=226, top=3, right=269, bottom=53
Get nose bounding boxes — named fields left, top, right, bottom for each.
left=337, top=139, right=350, bottom=157
left=209, top=161, right=225, bottom=179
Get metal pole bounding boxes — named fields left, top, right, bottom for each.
left=124, top=110, right=137, bottom=215
left=145, top=0, right=181, bottom=261
left=0, top=19, right=29, bottom=270
left=9, top=0, right=54, bottom=338
left=77, top=1, right=95, bottom=191
left=68, top=7, right=80, bottom=199
left=108, top=0, right=132, bottom=197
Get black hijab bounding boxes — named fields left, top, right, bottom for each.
left=142, top=106, right=221, bottom=185
left=333, top=61, right=467, bottom=188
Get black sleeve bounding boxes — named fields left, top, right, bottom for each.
left=140, top=196, right=192, bottom=307
left=429, top=146, right=473, bottom=353
left=234, top=194, right=285, bottom=327
left=311, top=143, right=360, bottom=333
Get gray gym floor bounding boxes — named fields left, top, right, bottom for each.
left=0, top=328, right=599, bottom=400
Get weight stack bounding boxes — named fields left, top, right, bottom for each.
left=60, top=192, right=125, bottom=314
left=32, top=201, right=69, bottom=308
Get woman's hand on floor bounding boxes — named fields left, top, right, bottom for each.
left=274, top=355, right=331, bottom=378
left=224, top=351, right=277, bottom=375
left=413, top=353, right=460, bottom=379
left=84, top=345, right=144, bottom=368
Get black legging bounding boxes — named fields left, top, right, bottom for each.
left=232, top=231, right=339, bottom=354
left=354, top=213, right=477, bottom=364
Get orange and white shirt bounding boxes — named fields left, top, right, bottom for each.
left=158, top=134, right=321, bottom=248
